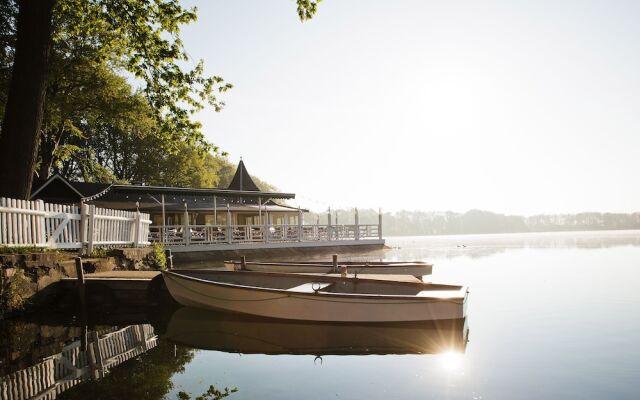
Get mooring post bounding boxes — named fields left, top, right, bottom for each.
left=164, top=249, right=173, bottom=270
left=75, top=257, right=87, bottom=330
left=240, top=256, right=247, bottom=270
left=332, top=254, right=338, bottom=273
left=75, top=256, right=85, bottom=288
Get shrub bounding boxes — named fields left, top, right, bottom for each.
left=146, top=243, right=167, bottom=270
left=1, top=268, right=33, bottom=314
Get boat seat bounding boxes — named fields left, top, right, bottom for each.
left=287, top=282, right=333, bottom=293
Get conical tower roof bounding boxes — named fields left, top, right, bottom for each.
left=227, top=159, right=261, bottom=191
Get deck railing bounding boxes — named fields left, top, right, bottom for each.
left=148, top=223, right=381, bottom=246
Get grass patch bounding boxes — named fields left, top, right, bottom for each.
left=0, top=245, right=52, bottom=255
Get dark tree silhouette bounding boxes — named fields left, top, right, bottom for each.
left=0, top=0, right=56, bottom=199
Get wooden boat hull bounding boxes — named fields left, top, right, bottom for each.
left=223, top=261, right=433, bottom=277
left=162, top=270, right=467, bottom=322
left=163, top=307, right=469, bottom=355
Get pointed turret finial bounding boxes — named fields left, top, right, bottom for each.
left=227, top=158, right=260, bottom=192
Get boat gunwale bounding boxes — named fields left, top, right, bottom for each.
left=163, top=270, right=467, bottom=302
left=224, top=261, right=433, bottom=268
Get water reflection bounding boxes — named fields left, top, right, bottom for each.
left=161, top=307, right=469, bottom=356
left=0, top=323, right=158, bottom=400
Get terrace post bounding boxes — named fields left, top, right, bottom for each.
left=227, top=204, right=232, bottom=244
left=161, top=194, right=166, bottom=243
left=355, top=208, right=360, bottom=240
left=213, top=196, right=217, bottom=225
left=378, top=208, right=383, bottom=240
left=327, top=207, right=332, bottom=241
left=264, top=211, right=270, bottom=243
left=298, top=207, right=303, bottom=242
left=183, top=203, right=190, bottom=246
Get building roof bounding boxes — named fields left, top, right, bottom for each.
left=227, top=159, right=260, bottom=191
left=30, top=161, right=295, bottom=207
left=30, top=175, right=110, bottom=203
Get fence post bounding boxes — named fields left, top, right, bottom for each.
left=37, top=200, right=46, bottom=247
left=87, top=205, right=95, bottom=255
left=332, top=254, right=338, bottom=273
left=79, top=203, right=86, bottom=253
left=378, top=208, right=383, bottom=240
left=354, top=208, right=360, bottom=240
left=134, top=210, right=141, bottom=247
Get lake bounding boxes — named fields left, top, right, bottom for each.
left=2, top=230, right=639, bottom=399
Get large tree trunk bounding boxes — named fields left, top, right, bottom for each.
left=0, top=0, right=56, bottom=199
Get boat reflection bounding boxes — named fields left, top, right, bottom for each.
left=162, top=307, right=470, bottom=356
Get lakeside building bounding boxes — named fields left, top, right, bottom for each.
left=30, top=160, right=383, bottom=252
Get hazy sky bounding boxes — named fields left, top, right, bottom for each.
left=179, top=0, right=640, bottom=215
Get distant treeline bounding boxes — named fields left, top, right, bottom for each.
left=303, top=209, right=640, bottom=236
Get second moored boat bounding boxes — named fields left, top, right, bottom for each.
left=223, top=259, right=433, bottom=278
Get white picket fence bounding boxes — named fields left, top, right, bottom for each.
left=0, top=197, right=151, bottom=251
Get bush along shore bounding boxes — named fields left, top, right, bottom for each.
left=0, top=244, right=166, bottom=318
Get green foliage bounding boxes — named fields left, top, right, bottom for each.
left=52, top=0, right=232, bottom=153
left=146, top=243, right=167, bottom=270
left=296, top=0, right=321, bottom=21
left=177, top=385, right=238, bottom=400
left=0, top=0, right=316, bottom=187
left=0, top=268, right=33, bottom=314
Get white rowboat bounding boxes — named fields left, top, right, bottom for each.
left=162, top=269, right=468, bottom=322
left=223, top=260, right=433, bottom=277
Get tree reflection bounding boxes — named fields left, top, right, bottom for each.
left=57, top=341, right=195, bottom=400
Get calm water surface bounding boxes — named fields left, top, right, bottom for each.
left=2, top=231, right=640, bottom=399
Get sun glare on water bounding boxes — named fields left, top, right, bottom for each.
left=439, top=350, right=464, bottom=372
